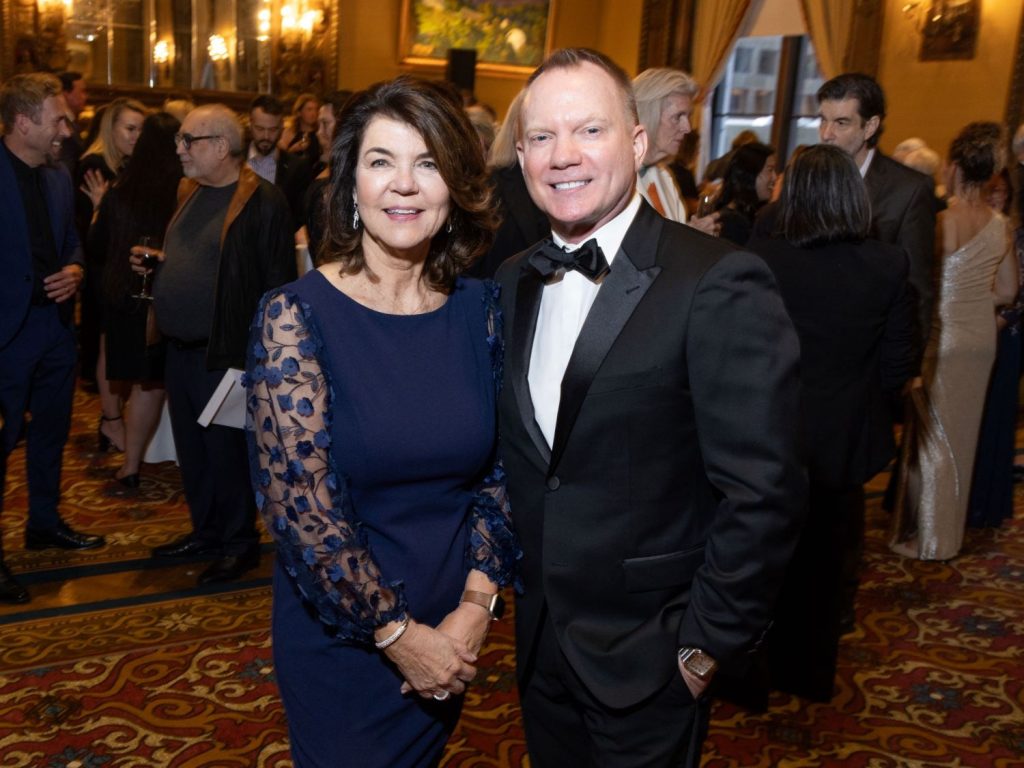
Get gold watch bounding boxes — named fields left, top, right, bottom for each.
left=677, top=647, right=718, bottom=680
left=460, top=590, right=505, bottom=621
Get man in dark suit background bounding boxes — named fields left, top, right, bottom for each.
left=0, top=73, right=107, bottom=604
left=246, top=95, right=312, bottom=225
left=56, top=71, right=87, bottom=179
left=496, top=48, right=806, bottom=767
left=817, top=73, right=936, bottom=349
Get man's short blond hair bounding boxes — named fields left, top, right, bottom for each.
left=1, top=73, right=62, bottom=134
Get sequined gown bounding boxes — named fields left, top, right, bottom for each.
left=898, top=214, right=1009, bottom=560
left=245, top=273, right=516, bottom=768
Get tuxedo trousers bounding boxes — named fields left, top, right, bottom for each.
left=520, top=607, right=711, bottom=768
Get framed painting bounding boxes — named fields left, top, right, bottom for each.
left=400, top=0, right=555, bottom=74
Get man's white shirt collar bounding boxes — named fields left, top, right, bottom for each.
left=859, top=148, right=876, bottom=178
left=550, top=192, right=641, bottom=268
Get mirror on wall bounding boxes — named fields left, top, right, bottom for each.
left=1, top=0, right=334, bottom=96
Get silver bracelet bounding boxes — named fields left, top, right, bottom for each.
left=374, top=617, right=410, bottom=650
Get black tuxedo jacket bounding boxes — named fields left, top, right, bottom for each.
left=750, top=236, right=915, bottom=489
left=863, top=153, right=936, bottom=349
left=496, top=202, right=807, bottom=708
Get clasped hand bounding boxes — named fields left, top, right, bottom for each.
left=385, top=604, right=492, bottom=700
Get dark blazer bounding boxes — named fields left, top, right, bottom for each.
left=863, top=152, right=936, bottom=348
left=0, top=145, right=83, bottom=348
left=750, top=236, right=915, bottom=489
left=496, top=201, right=807, bottom=709
left=274, top=150, right=315, bottom=226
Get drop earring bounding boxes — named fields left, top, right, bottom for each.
left=353, top=207, right=360, bottom=229
left=446, top=219, right=453, bottom=234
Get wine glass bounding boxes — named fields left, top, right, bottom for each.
left=131, top=235, right=161, bottom=300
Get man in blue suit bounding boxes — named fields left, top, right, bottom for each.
left=0, top=72, right=106, bottom=604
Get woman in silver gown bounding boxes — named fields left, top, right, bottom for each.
left=891, top=122, right=1018, bottom=561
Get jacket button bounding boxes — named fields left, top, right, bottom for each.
left=546, top=476, right=560, bottom=491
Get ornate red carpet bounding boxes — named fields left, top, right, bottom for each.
left=0, top=389, right=1021, bottom=766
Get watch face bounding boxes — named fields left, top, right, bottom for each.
left=681, top=649, right=717, bottom=679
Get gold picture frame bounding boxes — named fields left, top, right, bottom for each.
left=400, top=0, right=555, bottom=75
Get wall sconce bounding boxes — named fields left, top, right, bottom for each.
left=38, top=0, right=71, bottom=14
left=280, top=1, right=321, bottom=41
left=257, top=7, right=271, bottom=42
left=153, top=39, right=172, bottom=65
left=208, top=33, right=230, bottom=62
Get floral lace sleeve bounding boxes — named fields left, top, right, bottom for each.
left=244, top=290, right=407, bottom=642
left=465, top=281, right=521, bottom=590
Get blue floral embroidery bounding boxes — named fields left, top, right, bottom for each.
left=244, top=282, right=519, bottom=644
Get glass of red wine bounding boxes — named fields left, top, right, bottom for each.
left=131, top=235, right=161, bottom=300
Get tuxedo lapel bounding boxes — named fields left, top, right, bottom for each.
left=549, top=205, right=664, bottom=471
left=510, top=260, right=552, bottom=465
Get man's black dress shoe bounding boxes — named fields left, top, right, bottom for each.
left=25, top=523, right=106, bottom=551
left=197, top=549, right=260, bottom=585
left=151, top=535, right=222, bottom=559
left=0, top=562, right=29, bottom=604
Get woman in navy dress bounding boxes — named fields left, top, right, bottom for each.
left=245, top=77, right=517, bottom=767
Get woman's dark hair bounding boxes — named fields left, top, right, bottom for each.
left=779, top=144, right=870, bottom=248
left=716, top=142, right=774, bottom=220
left=97, top=111, right=182, bottom=306
left=322, top=76, right=498, bottom=290
left=949, top=121, right=1003, bottom=186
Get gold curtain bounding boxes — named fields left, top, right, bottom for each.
left=689, top=0, right=762, bottom=100
left=799, top=0, right=858, bottom=79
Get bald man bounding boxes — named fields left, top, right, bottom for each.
left=144, top=104, right=296, bottom=584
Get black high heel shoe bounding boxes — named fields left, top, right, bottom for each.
left=116, top=472, right=140, bottom=489
left=98, top=414, right=124, bottom=453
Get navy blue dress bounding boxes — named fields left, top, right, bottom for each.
left=245, top=272, right=516, bottom=768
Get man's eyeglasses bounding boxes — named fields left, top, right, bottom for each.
left=174, top=133, right=221, bottom=150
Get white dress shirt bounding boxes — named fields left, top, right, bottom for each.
left=528, top=194, right=642, bottom=448
left=859, top=148, right=876, bottom=178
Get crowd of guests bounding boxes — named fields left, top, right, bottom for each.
left=1, top=51, right=1021, bottom=768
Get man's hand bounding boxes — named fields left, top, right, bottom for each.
left=44, top=264, right=84, bottom=303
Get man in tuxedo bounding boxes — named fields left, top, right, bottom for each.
left=496, top=48, right=806, bottom=767
left=0, top=73, right=107, bottom=604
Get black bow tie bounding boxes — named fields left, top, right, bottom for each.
left=528, top=238, right=610, bottom=281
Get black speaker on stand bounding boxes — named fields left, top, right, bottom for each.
left=446, top=48, right=477, bottom=102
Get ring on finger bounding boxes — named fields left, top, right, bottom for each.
left=432, top=691, right=451, bottom=701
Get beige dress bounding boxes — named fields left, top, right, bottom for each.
left=895, top=213, right=1008, bottom=560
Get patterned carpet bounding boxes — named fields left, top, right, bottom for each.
left=0, top=388, right=1021, bottom=767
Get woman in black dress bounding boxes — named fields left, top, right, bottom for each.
left=88, top=112, right=182, bottom=487
left=78, top=97, right=147, bottom=453
left=745, top=144, right=915, bottom=702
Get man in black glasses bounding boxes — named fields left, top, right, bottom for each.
left=145, top=103, right=296, bottom=585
